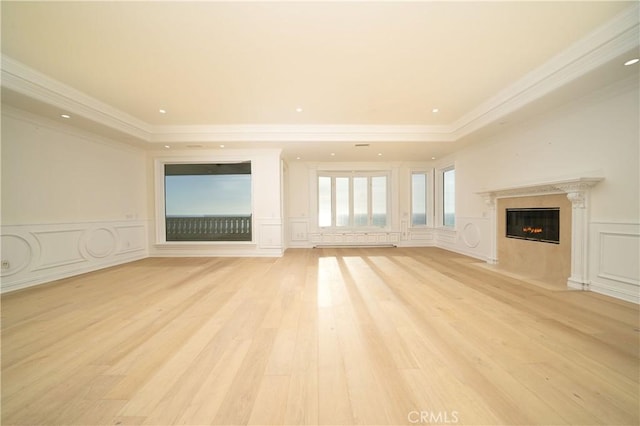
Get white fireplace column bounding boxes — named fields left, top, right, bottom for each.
left=483, top=194, right=498, bottom=264
left=555, top=181, right=601, bottom=290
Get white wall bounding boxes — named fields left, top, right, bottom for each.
left=441, top=75, right=639, bottom=302
left=1, top=107, right=149, bottom=292
left=148, top=147, right=284, bottom=257
left=454, top=76, right=639, bottom=223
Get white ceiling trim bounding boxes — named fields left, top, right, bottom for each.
left=149, top=124, right=456, bottom=143
left=1, top=55, right=152, bottom=141
left=451, top=2, right=639, bottom=140
left=2, top=3, right=638, bottom=146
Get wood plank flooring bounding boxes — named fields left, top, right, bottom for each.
left=1, top=248, right=638, bottom=425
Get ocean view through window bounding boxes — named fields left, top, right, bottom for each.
left=318, top=173, right=388, bottom=228
left=411, top=172, right=428, bottom=226
left=443, top=167, right=455, bottom=228
left=164, top=162, right=252, bottom=241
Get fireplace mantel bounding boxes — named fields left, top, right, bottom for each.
left=476, top=177, right=603, bottom=203
left=476, top=177, right=603, bottom=291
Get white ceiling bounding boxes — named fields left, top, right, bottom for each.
left=1, top=1, right=638, bottom=161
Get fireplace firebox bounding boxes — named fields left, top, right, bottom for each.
left=506, top=208, right=560, bottom=244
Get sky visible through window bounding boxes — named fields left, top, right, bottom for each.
left=412, top=173, right=427, bottom=226
left=443, top=169, right=455, bottom=227
left=165, top=174, right=252, bottom=217
left=318, top=175, right=387, bottom=227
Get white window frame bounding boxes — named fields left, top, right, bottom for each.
left=436, top=164, right=456, bottom=229
left=409, top=169, right=435, bottom=228
left=316, top=171, right=391, bottom=231
left=154, top=156, right=255, bottom=245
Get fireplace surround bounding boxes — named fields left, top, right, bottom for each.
left=498, top=195, right=570, bottom=284
left=478, top=177, right=603, bottom=291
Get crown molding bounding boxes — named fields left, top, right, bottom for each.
left=149, top=123, right=456, bottom=143
left=1, top=55, right=153, bottom=141
left=451, top=2, right=639, bottom=140
left=1, top=3, right=638, bottom=145
left=1, top=104, right=149, bottom=153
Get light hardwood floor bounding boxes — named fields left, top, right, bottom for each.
left=2, top=248, right=638, bottom=425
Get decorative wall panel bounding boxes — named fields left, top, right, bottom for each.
left=461, top=222, right=481, bottom=248
left=289, top=220, right=309, bottom=242
left=32, top=229, right=86, bottom=270
left=309, top=232, right=401, bottom=247
left=115, top=225, right=147, bottom=254
left=589, top=222, right=639, bottom=303
left=258, top=220, right=283, bottom=249
left=0, top=235, right=32, bottom=277
left=84, top=228, right=117, bottom=258
left=430, top=217, right=489, bottom=261
left=0, top=221, right=148, bottom=293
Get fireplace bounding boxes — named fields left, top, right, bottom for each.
left=477, top=177, right=603, bottom=291
left=495, top=196, right=569, bottom=284
left=506, top=208, right=560, bottom=244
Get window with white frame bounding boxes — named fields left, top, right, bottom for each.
left=411, top=171, right=429, bottom=227
left=442, top=167, right=456, bottom=228
left=317, top=172, right=389, bottom=228
left=160, top=162, right=253, bottom=242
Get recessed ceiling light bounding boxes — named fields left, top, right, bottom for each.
left=296, top=156, right=301, bottom=160
left=60, top=114, right=71, bottom=119
left=330, top=153, right=336, bottom=156
left=164, top=145, right=171, bottom=149
left=624, top=58, right=639, bottom=66
left=432, top=108, right=439, bottom=113
left=431, top=156, right=436, bottom=160
left=295, top=107, right=303, bottom=113
left=159, top=108, right=167, bottom=114
left=377, top=153, right=383, bottom=156
left=220, top=144, right=225, bottom=148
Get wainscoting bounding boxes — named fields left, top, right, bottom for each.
left=0, top=220, right=148, bottom=293
left=310, top=231, right=401, bottom=247
left=433, top=216, right=490, bottom=261
left=288, top=217, right=403, bottom=248
left=288, top=218, right=310, bottom=248
left=286, top=216, right=491, bottom=261
left=589, top=222, right=639, bottom=303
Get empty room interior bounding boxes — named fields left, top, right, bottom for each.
left=1, top=1, right=639, bottom=425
